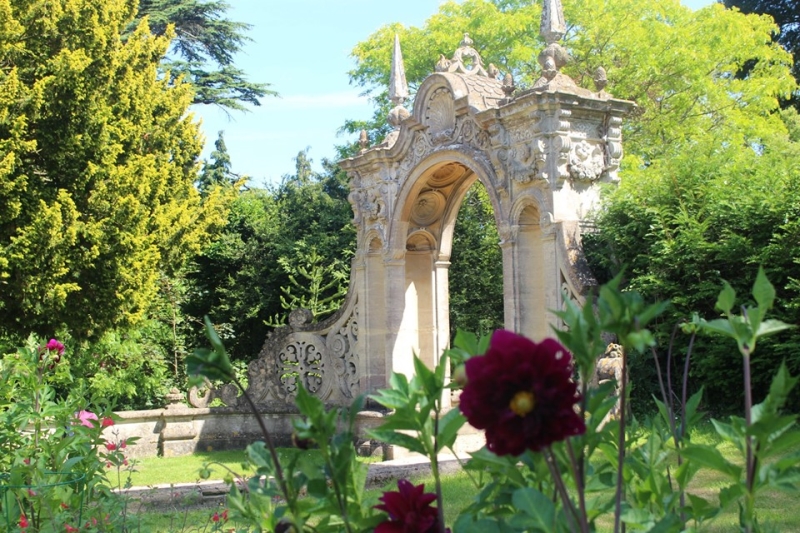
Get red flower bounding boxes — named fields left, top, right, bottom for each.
left=222, top=509, right=228, bottom=521
left=459, top=330, right=585, bottom=456
left=60, top=503, right=69, bottom=510
left=19, top=514, right=29, bottom=528
left=105, top=442, right=117, bottom=451
left=101, top=417, right=114, bottom=427
left=212, top=512, right=220, bottom=523
left=375, top=479, right=447, bottom=533
left=65, top=525, right=78, bottom=533
left=119, top=439, right=127, bottom=449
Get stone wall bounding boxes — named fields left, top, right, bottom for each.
left=104, top=406, right=388, bottom=459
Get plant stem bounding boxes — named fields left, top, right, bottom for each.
left=546, top=449, right=581, bottom=533
left=432, top=406, right=446, bottom=533
left=232, top=376, right=291, bottom=503
left=743, top=347, right=755, bottom=533
left=566, top=439, right=590, bottom=533
left=613, top=347, right=628, bottom=533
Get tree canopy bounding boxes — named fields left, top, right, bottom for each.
left=133, top=0, right=276, bottom=110
left=723, top=0, right=800, bottom=109
left=0, top=0, right=228, bottom=340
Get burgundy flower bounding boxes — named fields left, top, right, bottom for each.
left=459, top=330, right=585, bottom=456
left=375, top=479, right=447, bottom=533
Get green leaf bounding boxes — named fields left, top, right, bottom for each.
left=366, top=429, right=427, bottom=455
left=719, top=483, right=746, bottom=508
left=437, top=408, right=467, bottom=451
left=752, top=266, right=775, bottom=312
left=413, top=354, right=439, bottom=400
left=756, top=319, right=794, bottom=338
left=681, top=445, right=741, bottom=479
left=699, top=318, right=736, bottom=339
left=716, top=282, right=737, bottom=314
left=512, top=487, right=555, bottom=529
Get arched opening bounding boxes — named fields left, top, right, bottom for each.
left=448, top=180, right=504, bottom=339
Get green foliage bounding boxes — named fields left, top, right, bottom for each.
left=198, top=131, right=239, bottom=195
left=266, top=244, right=349, bottom=327
left=0, top=336, right=138, bottom=532
left=0, top=0, right=229, bottom=342
left=187, top=273, right=800, bottom=532
left=449, top=183, right=504, bottom=338
left=133, top=0, right=276, bottom=110
left=68, top=325, right=174, bottom=411
left=723, top=0, right=800, bottom=110
left=185, top=153, right=356, bottom=362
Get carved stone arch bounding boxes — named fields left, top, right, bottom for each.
left=198, top=31, right=634, bottom=411
left=390, top=148, right=503, bottom=259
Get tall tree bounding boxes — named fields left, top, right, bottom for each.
left=0, top=0, right=228, bottom=340
left=198, top=130, right=238, bottom=194
left=133, top=0, right=276, bottom=110
left=723, top=0, right=800, bottom=109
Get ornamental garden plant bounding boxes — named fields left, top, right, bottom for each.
left=0, top=337, right=137, bottom=532
left=189, top=268, right=799, bottom=533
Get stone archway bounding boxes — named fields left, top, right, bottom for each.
left=191, top=9, right=633, bottom=411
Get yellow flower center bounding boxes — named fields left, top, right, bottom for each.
left=509, top=390, right=536, bottom=417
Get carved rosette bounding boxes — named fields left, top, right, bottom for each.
left=411, top=190, right=446, bottom=226
left=569, top=140, right=604, bottom=181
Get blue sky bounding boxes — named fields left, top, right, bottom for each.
left=193, top=0, right=714, bottom=186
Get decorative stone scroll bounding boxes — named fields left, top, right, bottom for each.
left=435, top=33, right=497, bottom=78
left=188, top=293, right=361, bottom=410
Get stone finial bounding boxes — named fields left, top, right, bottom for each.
left=593, top=66, right=608, bottom=92
left=387, top=34, right=411, bottom=137
left=534, top=0, right=582, bottom=93
left=359, top=129, right=369, bottom=151
left=502, top=72, right=515, bottom=97
left=389, top=34, right=409, bottom=106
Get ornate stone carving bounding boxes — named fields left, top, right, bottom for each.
left=569, top=140, right=604, bottom=181
left=435, top=33, right=491, bottom=77
left=327, top=308, right=359, bottom=399
left=411, top=190, right=446, bottom=226
left=277, top=337, right=326, bottom=399
left=399, top=131, right=434, bottom=176
left=427, top=163, right=466, bottom=188
left=602, top=115, right=624, bottom=182
left=425, top=87, right=456, bottom=143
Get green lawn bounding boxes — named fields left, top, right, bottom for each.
left=123, top=427, right=800, bottom=532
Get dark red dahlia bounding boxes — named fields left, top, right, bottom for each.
left=375, top=479, right=447, bottom=533
left=459, top=329, right=585, bottom=456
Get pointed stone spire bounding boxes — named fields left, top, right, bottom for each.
left=540, top=0, right=566, bottom=46
left=389, top=34, right=409, bottom=106
left=384, top=34, right=410, bottom=148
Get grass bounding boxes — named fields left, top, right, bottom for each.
left=122, top=425, right=800, bottom=531
left=126, top=450, right=251, bottom=487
